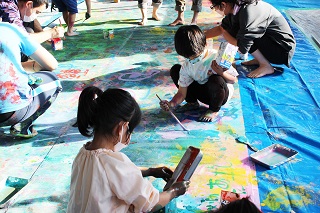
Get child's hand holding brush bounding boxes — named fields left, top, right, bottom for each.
left=159, top=99, right=172, bottom=111
left=52, top=26, right=65, bottom=39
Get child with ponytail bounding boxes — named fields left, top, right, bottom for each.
left=67, top=86, right=190, bottom=212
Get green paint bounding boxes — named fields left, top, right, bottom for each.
left=208, top=178, right=229, bottom=190
left=208, top=179, right=214, bottom=189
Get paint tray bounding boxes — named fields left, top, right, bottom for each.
left=0, top=176, right=29, bottom=208
left=250, top=144, right=298, bottom=169
left=163, top=146, right=203, bottom=191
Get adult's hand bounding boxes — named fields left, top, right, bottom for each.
left=52, top=26, right=65, bottom=38
left=85, top=12, right=91, bottom=20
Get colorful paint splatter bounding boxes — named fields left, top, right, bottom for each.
left=2, top=0, right=320, bottom=212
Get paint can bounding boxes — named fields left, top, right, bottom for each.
left=51, top=38, right=63, bottom=51
left=103, top=29, right=114, bottom=40
left=216, top=41, right=238, bottom=69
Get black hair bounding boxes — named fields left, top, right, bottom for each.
left=77, top=86, right=141, bottom=138
left=18, top=0, right=49, bottom=9
left=174, top=25, right=206, bottom=59
left=209, top=0, right=259, bottom=8
left=208, top=198, right=261, bottom=213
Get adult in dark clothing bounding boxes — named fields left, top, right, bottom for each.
left=205, top=0, right=296, bottom=78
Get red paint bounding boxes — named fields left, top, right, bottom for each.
left=57, top=69, right=89, bottom=79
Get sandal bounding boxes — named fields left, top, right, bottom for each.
left=10, top=124, right=38, bottom=138
left=175, top=102, right=199, bottom=113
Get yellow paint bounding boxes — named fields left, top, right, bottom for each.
left=27, top=156, right=42, bottom=164
left=200, top=139, right=224, bottom=164
left=163, top=137, right=258, bottom=209
left=262, top=186, right=313, bottom=211
left=261, top=173, right=282, bottom=185
left=150, top=27, right=170, bottom=36
left=216, top=124, right=237, bottom=136
left=175, top=144, right=183, bottom=150
left=183, top=139, right=259, bottom=196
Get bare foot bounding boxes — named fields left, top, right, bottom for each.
left=169, top=18, right=184, bottom=26
left=198, top=110, right=218, bottom=122
left=152, top=14, right=162, bottom=21
left=138, top=19, right=147, bottom=25
left=66, top=31, right=80, bottom=36
left=190, top=18, right=197, bottom=25
left=241, top=59, right=259, bottom=66
left=247, top=64, right=274, bottom=78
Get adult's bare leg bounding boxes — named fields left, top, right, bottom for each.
left=138, top=8, right=147, bottom=25
left=152, top=6, right=162, bottom=21
left=191, top=11, right=199, bottom=25
left=66, top=13, right=79, bottom=36
left=169, top=11, right=184, bottom=26
left=85, top=0, right=91, bottom=19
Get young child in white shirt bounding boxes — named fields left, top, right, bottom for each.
left=67, top=86, right=190, bottom=212
left=159, top=25, right=238, bottom=122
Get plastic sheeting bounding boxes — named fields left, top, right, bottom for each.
left=238, top=1, right=320, bottom=212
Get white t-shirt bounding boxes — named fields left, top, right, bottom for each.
left=67, top=143, right=160, bottom=213
left=178, top=49, right=238, bottom=88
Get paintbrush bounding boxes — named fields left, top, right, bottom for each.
left=59, top=19, right=65, bottom=40
left=156, top=94, right=189, bottom=132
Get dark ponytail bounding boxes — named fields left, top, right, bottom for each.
left=77, top=86, right=103, bottom=137
left=77, top=86, right=141, bottom=137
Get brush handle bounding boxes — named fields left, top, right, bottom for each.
left=58, top=19, right=66, bottom=40
left=156, top=94, right=189, bottom=132
left=169, top=111, right=189, bottom=131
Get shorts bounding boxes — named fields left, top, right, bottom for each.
left=52, top=0, right=78, bottom=14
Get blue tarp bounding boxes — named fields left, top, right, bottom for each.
left=238, top=1, right=320, bottom=212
